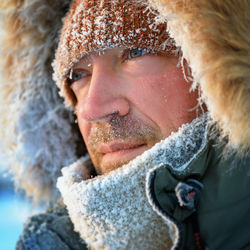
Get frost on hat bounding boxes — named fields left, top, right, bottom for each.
left=53, top=0, right=176, bottom=107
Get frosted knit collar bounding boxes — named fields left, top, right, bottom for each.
left=57, top=113, right=208, bottom=249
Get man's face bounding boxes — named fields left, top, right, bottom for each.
left=69, top=47, right=199, bottom=174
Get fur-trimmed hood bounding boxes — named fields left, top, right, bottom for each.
left=148, top=0, right=250, bottom=150
left=0, top=0, right=249, bottom=203
left=0, top=0, right=84, bottom=203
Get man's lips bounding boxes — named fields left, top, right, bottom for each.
left=96, top=141, right=149, bottom=170
left=98, top=142, right=146, bottom=154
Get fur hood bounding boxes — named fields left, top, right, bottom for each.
left=148, top=0, right=250, bottom=150
left=0, top=0, right=249, bottom=203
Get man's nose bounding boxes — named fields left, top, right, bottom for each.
left=78, top=63, right=130, bottom=122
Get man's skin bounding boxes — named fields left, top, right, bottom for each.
left=69, top=47, right=200, bottom=174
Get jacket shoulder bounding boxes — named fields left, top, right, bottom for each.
left=16, top=203, right=87, bottom=250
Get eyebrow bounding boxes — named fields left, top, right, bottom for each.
left=74, top=54, right=93, bottom=68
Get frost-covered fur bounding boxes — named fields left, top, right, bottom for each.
left=148, top=0, right=250, bottom=151
left=57, top=115, right=207, bottom=250
left=0, top=0, right=85, bottom=203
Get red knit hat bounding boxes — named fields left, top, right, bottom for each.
left=53, top=0, right=176, bottom=107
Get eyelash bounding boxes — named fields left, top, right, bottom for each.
left=67, top=70, right=88, bottom=86
left=122, top=48, right=148, bottom=61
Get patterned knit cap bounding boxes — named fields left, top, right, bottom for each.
left=53, top=0, right=176, bottom=107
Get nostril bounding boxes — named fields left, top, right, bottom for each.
left=110, top=111, right=119, bottom=116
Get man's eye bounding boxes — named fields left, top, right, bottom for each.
left=68, top=71, right=87, bottom=85
left=128, top=48, right=148, bottom=59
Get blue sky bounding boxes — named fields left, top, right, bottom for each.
left=0, top=168, right=42, bottom=250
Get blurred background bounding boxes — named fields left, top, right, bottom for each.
left=0, top=165, right=42, bottom=250
left=0, top=24, right=43, bottom=250
left=0, top=17, right=37, bottom=250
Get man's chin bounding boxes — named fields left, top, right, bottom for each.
left=95, top=144, right=149, bottom=174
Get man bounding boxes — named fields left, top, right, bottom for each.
left=0, top=0, right=249, bottom=249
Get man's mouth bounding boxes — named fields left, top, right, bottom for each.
left=98, top=142, right=146, bottom=154
left=97, top=141, right=148, bottom=167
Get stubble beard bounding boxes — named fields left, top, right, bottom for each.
left=87, top=115, right=162, bottom=174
